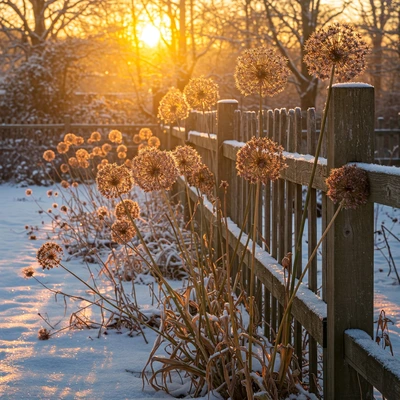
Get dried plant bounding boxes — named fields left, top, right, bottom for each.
left=158, top=87, right=189, bottom=125
left=304, top=23, right=369, bottom=81
left=183, top=76, right=219, bottom=110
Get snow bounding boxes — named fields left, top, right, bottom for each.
left=217, top=99, right=238, bottom=104
left=346, top=329, right=400, bottom=378
left=332, top=82, right=373, bottom=88
left=283, top=151, right=328, bottom=166
left=355, top=162, right=400, bottom=176
left=0, top=183, right=399, bottom=399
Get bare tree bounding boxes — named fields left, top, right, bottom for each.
left=355, top=0, right=399, bottom=114
left=262, top=0, right=349, bottom=110
left=0, top=0, right=105, bottom=67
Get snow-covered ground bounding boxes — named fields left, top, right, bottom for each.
left=0, top=184, right=399, bottom=399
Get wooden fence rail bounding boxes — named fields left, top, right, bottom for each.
left=166, top=84, right=400, bottom=399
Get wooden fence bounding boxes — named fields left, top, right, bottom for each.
left=166, top=84, right=400, bottom=399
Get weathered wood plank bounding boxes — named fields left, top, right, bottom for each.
left=326, top=83, right=375, bottom=399
left=344, top=329, right=400, bottom=400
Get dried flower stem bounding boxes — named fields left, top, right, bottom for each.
left=270, top=200, right=344, bottom=374
left=248, top=181, right=261, bottom=370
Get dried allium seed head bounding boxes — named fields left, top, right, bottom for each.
left=138, top=143, right=147, bottom=153
left=326, top=164, right=369, bottom=209
left=236, top=136, right=287, bottom=184
left=60, top=163, right=69, bottom=173
left=124, top=159, right=132, bottom=168
left=184, top=76, right=219, bottom=110
left=72, top=181, right=79, bottom=188
left=61, top=180, right=69, bottom=189
left=38, top=327, right=50, bottom=340
left=235, top=47, right=290, bottom=97
left=172, top=145, right=202, bottom=176
left=97, top=206, right=109, bottom=220
left=101, top=159, right=109, bottom=165
left=117, top=144, right=127, bottom=153
left=37, top=242, right=63, bottom=270
left=304, top=23, right=369, bottom=81
left=148, top=136, right=161, bottom=148
left=111, top=220, right=136, bottom=244
left=57, top=142, right=70, bottom=154
left=52, top=203, right=58, bottom=208
left=90, top=131, right=101, bottom=142
left=68, top=157, right=79, bottom=168
left=64, top=133, right=76, bottom=144
left=60, top=205, right=68, bottom=213
left=158, top=87, right=189, bottom=124
left=187, top=163, right=215, bottom=198
left=115, top=199, right=140, bottom=220
left=96, top=163, right=134, bottom=198
left=22, top=266, right=35, bottom=278
left=75, top=136, right=84, bottom=145
left=139, top=128, right=153, bottom=141
left=117, top=151, right=127, bottom=159
left=47, top=190, right=53, bottom=197
left=76, top=148, right=89, bottom=160
left=92, top=146, right=102, bottom=156
left=25, top=189, right=32, bottom=196
left=79, top=159, right=89, bottom=169
left=133, top=134, right=142, bottom=144
left=109, top=130, right=123, bottom=144
left=132, top=148, right=179, bottom=192
left=43, top=150, right=55, bottom=162
left=102, top=143, right=112, bottom=154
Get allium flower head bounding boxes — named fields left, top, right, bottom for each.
left=132, top=148, right=178, bottom=192
left=133, top=134, right=142, bottom=144
left=96, top=163, right=134, bottom=198
left=97, top=206, right=109, bottom=220
left=138, top=143, right=147, bottom=153
left=236, top=137, right=287, bottom=184
left=92, top=146, right=102, bottom=156
left=235, top=46, right=290, bottom=97
left=60, top=163, right=69, bottom=173
left=187, top=163, right=215, bottom=198
left=102, top=143, right=112, bottom=154
left=75, top=136, right=84, bottom=145
left=124, top=159, right=132, bottom=168
left=139, top=128, right=153, bottom=141
left=25, top=189, right=32, bottom=196
left=90, top=131, right=101, bottom=142
left=57, top=142, right=69, bottom=154
left=148, top=136, right=161, bottom=148
left=76, top=148, right=89, bottom=160
left=117, top=144, right=127, bottom=153
left=326, top=164, right=369, bottom=209
left=64, top=133, right=76, bottom=145
left=68, top=157, right=79, bottom=168
left=184, top=76, right=219, bottom=110
left=79, top=159, right=89, bottom=169
left=109, top=130, right=123, bottom=144
left=115, top=199, right=140, bottom=220
left=111, top=220, right=136, bottom=244
left=22, top=266, right=35, bottom=278
left=304, top=23, right=369, bottom=81
left=61, top=180, right=69, bottom=189
left=118, top=152, right=127, bottom=159
left=37, top=242, right=63, bottom=270
left=158, top=87, right=189, bottom=124
left=38, top=328, right=50, bottom=340
left=43, top=150, right=55, bottom=162
left=172, top=145, right=202, bottom=176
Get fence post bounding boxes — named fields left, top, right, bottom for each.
left=64, top=115, right=71, bottom=133
left=216, top=100, right=238, bottom=218
left=326, top=83, right=375, bottom=399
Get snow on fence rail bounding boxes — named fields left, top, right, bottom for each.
left=166, top=85, right=400, bottom=399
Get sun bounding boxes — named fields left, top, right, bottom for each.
left=140, top=24, right=160, bottom=47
